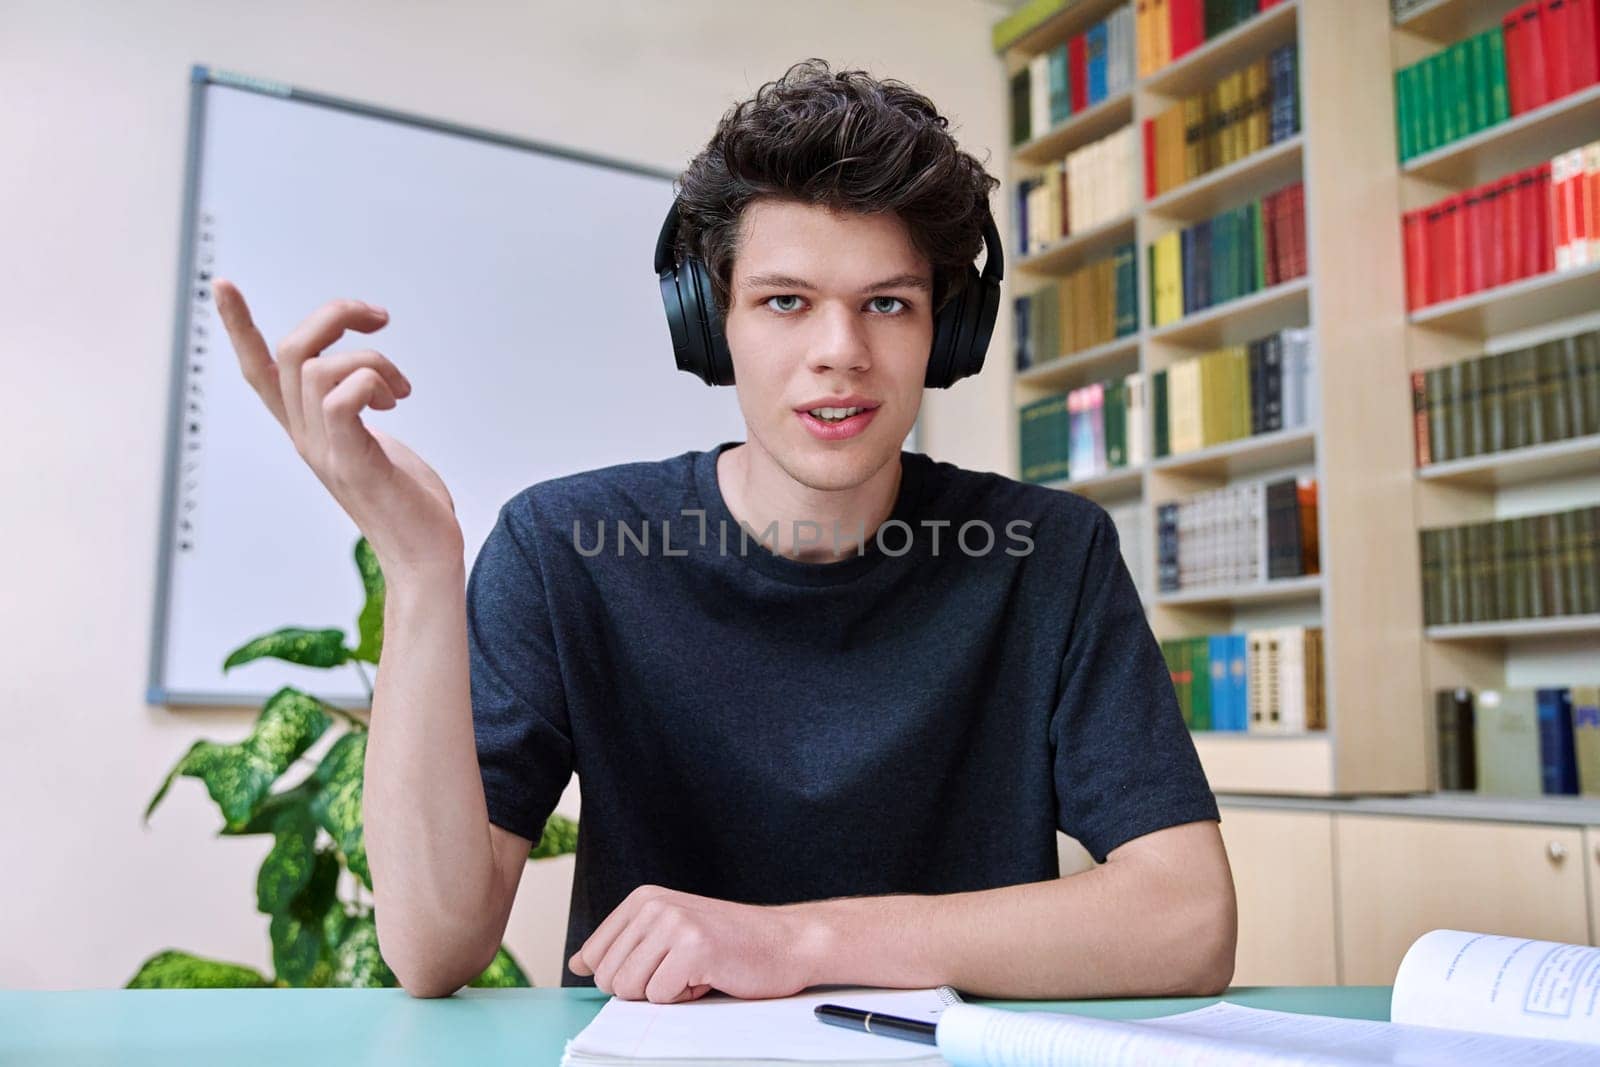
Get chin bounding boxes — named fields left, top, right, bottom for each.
left=778, top=436, right=900, bottom=493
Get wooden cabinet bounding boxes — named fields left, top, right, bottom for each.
left=1218, top=807, right=1339, bottom=986
left=1335, top=815, right=1590, bottom=985
left=1586, top=827, right=1600, bottom=948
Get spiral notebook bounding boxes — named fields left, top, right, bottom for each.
left=560, top=984, right=962, bottom=1066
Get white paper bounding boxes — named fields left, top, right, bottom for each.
left=560, top=985, right=953, bottom=1066
left=936, top=1002, right=1600, bottom=1067
left=1392, top=929, right=1600, bottom=1045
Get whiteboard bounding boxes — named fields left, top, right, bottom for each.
left=148, top=68, right=756, bottom=707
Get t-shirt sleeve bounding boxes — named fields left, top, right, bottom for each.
left=1049, top=509, right=1220, bottom=864
left=465, top=496, right=574, bottom=845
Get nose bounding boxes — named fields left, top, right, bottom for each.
left=804, top=300, right=872, bottom=376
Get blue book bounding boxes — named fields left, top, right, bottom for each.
left=1086, top=22, right=1108, bottom=105
left=1181, top=228, right=1197, bottom=315
left=1194, top=220, right=1212, bottom=312
left=1229, top=634, right=1249, bottom=730
left=1209, top=636, right=1231, bottom=731
left=1537, top=688, right=1579, bottom=795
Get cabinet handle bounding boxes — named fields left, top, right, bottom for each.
left=1548, top=842, right=1568, bottom=863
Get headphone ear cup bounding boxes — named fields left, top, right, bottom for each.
left=926, top=278, right=966, bottom=389
left=686, top=256, right=735, bottom=386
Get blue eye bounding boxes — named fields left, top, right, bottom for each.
left=766, top=295, right=803, bottom=313
left=870, top=296, right=907, bottom=315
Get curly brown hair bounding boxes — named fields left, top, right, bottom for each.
left=674, top=58, right=1000, bottom=317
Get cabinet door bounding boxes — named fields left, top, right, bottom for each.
left=1585, top=828, right=1600, bottom=945
left=1336, top=815, right=1588, bottom=985
left=1219, top=807, right=1339, bottom=986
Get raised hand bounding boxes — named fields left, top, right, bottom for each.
left=213, top=279, right=465, bottom=580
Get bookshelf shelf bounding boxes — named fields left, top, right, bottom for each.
left=1424, top=615, right=1600, bottom=643
left=1391, top=0, right=1509, bottom=43
left=1014, top=91, right=1136, bottom=166
left=1152, top=425, right=1317, bottom=480
left=1041, top=466, right=1143, bottom=502
left=1416, top=435, right=1600, bottom=489
left=1407, top=260, right=1600, bottom=337
left=1140, top=0, right=1299, bottom=99
left=1016, top=212, right=1137, bottom=275
left=1192, top=733, right=1332, bottom=794
left=1154, top=574, right=1323, bottom=607
left=1144, top=135, right=1303, bottom=222
left=1016, top=334, right=1139, bottom=388
left=1146, top=276, right=1311, bottom=348
left=1400, top=82, right=1600, bottom=188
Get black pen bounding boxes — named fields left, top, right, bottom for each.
left=814, top=1003, right=938, bottom=1045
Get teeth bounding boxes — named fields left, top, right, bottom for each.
left=809, top=406, right=865, bottom=420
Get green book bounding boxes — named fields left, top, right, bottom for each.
left=1251, top=199, right=1266, bottom=292
left=1395, top=70, right=1411, bottom=161
left=1009, top=69, right=1030, bottom=146
left=1467, top=32, right=1490, bottom=133
left=1578, top=331, right=1600, bottom=437
left=1153, top=369, right=1170, bottom=458
left=1417, top=56, right=1438, bottom=153
left=1486, top=27, right=1510, bottom=125
left=1190, top=637, right=1212, bottom=731
left=1048, top=45, right=1070, bottom=126
left=1475, top=688, right=1543, bottom=797
left=1451, top=40, right=1473, bottom=136
left=1019, top=395, right=1070, bottom=483
left=1113, top=243, right=1137, bottom=337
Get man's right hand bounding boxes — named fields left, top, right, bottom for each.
left=213, top=280, right=465, bottom=580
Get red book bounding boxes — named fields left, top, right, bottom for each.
left=1570, top=0, right=1600, bottom=89
left=1553, top=150, right=1577, bottom=268
left=1143, top=118, right=1158, bottom=200
left=1543, top=0, right=1574, bottom=101
left=1538, top=161, right=1558, bottom=272
left=1424, top=206, right=1445, bottom=304
left=1068, top=34, right=1088, bottom=112
left=1499, top=174, right=1525, bottom=281
left=1520, top=2, right=1551, bottom=110
left=1481, top=184, right=1505, bottom=288
left=1503, top=10, right=1527, bottom=113
left=1447, top=193, right=1469, bottom=297
left=1289, top=184, right=1307, bottom=279
left=1519, top=164, right=1551, bottom=275
left=1402, top=210, right=1429, bottom=309
left=1170, top=0, right=1204, bottom=59
left=1464, top=189, right=1488, bottom=293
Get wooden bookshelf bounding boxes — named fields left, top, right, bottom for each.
left=1016, top=212, right=1137, bottom=274
left=1040, top=465, right=1143, bottom=502
left=1390, top=6, right=1600, bottom=796
left=1000, top=0, right=1427, bottom=795
left=1014, top=91, right=1135, bottom=165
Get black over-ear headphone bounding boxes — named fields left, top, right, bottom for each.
left=654, top=200, right=1005, bottom=389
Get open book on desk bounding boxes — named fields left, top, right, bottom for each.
left=938, top=929, right=1600, bottom=1066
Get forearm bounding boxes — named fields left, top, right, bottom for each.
left=364, top=563, right=503, bottom=994
left=787, top=846, right=1235, bottom=999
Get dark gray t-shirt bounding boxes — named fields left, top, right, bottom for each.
left=466, top=441, right=1219, bottom=986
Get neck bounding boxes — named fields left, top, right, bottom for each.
left=716, top=441, right=902, bottom=563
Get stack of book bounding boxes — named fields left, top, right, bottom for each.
left=1147, top=181, right=1306, bottom=326
left=1009, top=3, right=1135, bottom=146
left=1017, top=373, right=1148, bottom=484
left=1151, top=327, right=1314, bottom=458
left=1014, top=124, right=1139, bottom=256
left=1013, top=243, right=1138, bottom=370
left=1135, top=0, right=1288, bottom=79
left=1143, top=44, right=1299, bottom=199
left=1156, top=474, right=1319, bottom=592
left=1419, top=505, right=1600, bottom=626
left=1160, top=626, right=1324, bottom=734
left=1410, top=327, right=1599, bottom=466
left=1436, top=686, right=1600, bottom=797
left=1394, top=2, right=1600, bottom=162
left=1401, top=142, right=1598, bottom=310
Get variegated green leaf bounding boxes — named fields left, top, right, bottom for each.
left=468, top=945, right=530, bottom=988
left=224, top=778, right=321, bottom=837
left=255, top=804, right=317, bottom=915
left=310, top=731, right=370, bottom=888
left=352, top=537, right=385, bottom=665
left=145, top=688, right=333, bottom=830
left=126, top=950, right=271, bottom=989
left=329, top=915, right=396, bottom=988
left=223, top=627, right=351, bottom=671
left=529, top=813, right=580, bottom=860
left=270, top=849, right=342, bottom=986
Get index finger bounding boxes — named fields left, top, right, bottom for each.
left=213, top=278, right=288, bottom=430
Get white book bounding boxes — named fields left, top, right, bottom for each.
left=937, top=930, right=1600, bottom=1065
left=1029, top=54, right=1050, bottom=145
left=1276, top=625, right=1306, bottom=733
left=1123, top=372, right=1146, bottom=468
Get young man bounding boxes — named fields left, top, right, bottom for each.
left=215, top=59, right=1235, bottom=1005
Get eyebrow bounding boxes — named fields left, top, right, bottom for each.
left=740, top=271, right=932, bottom=294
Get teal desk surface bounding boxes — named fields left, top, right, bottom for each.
left=0, top=985, right=1391, bottom=1065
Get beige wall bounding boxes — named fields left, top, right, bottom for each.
left=0, top=1, right=1012, bottom=989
